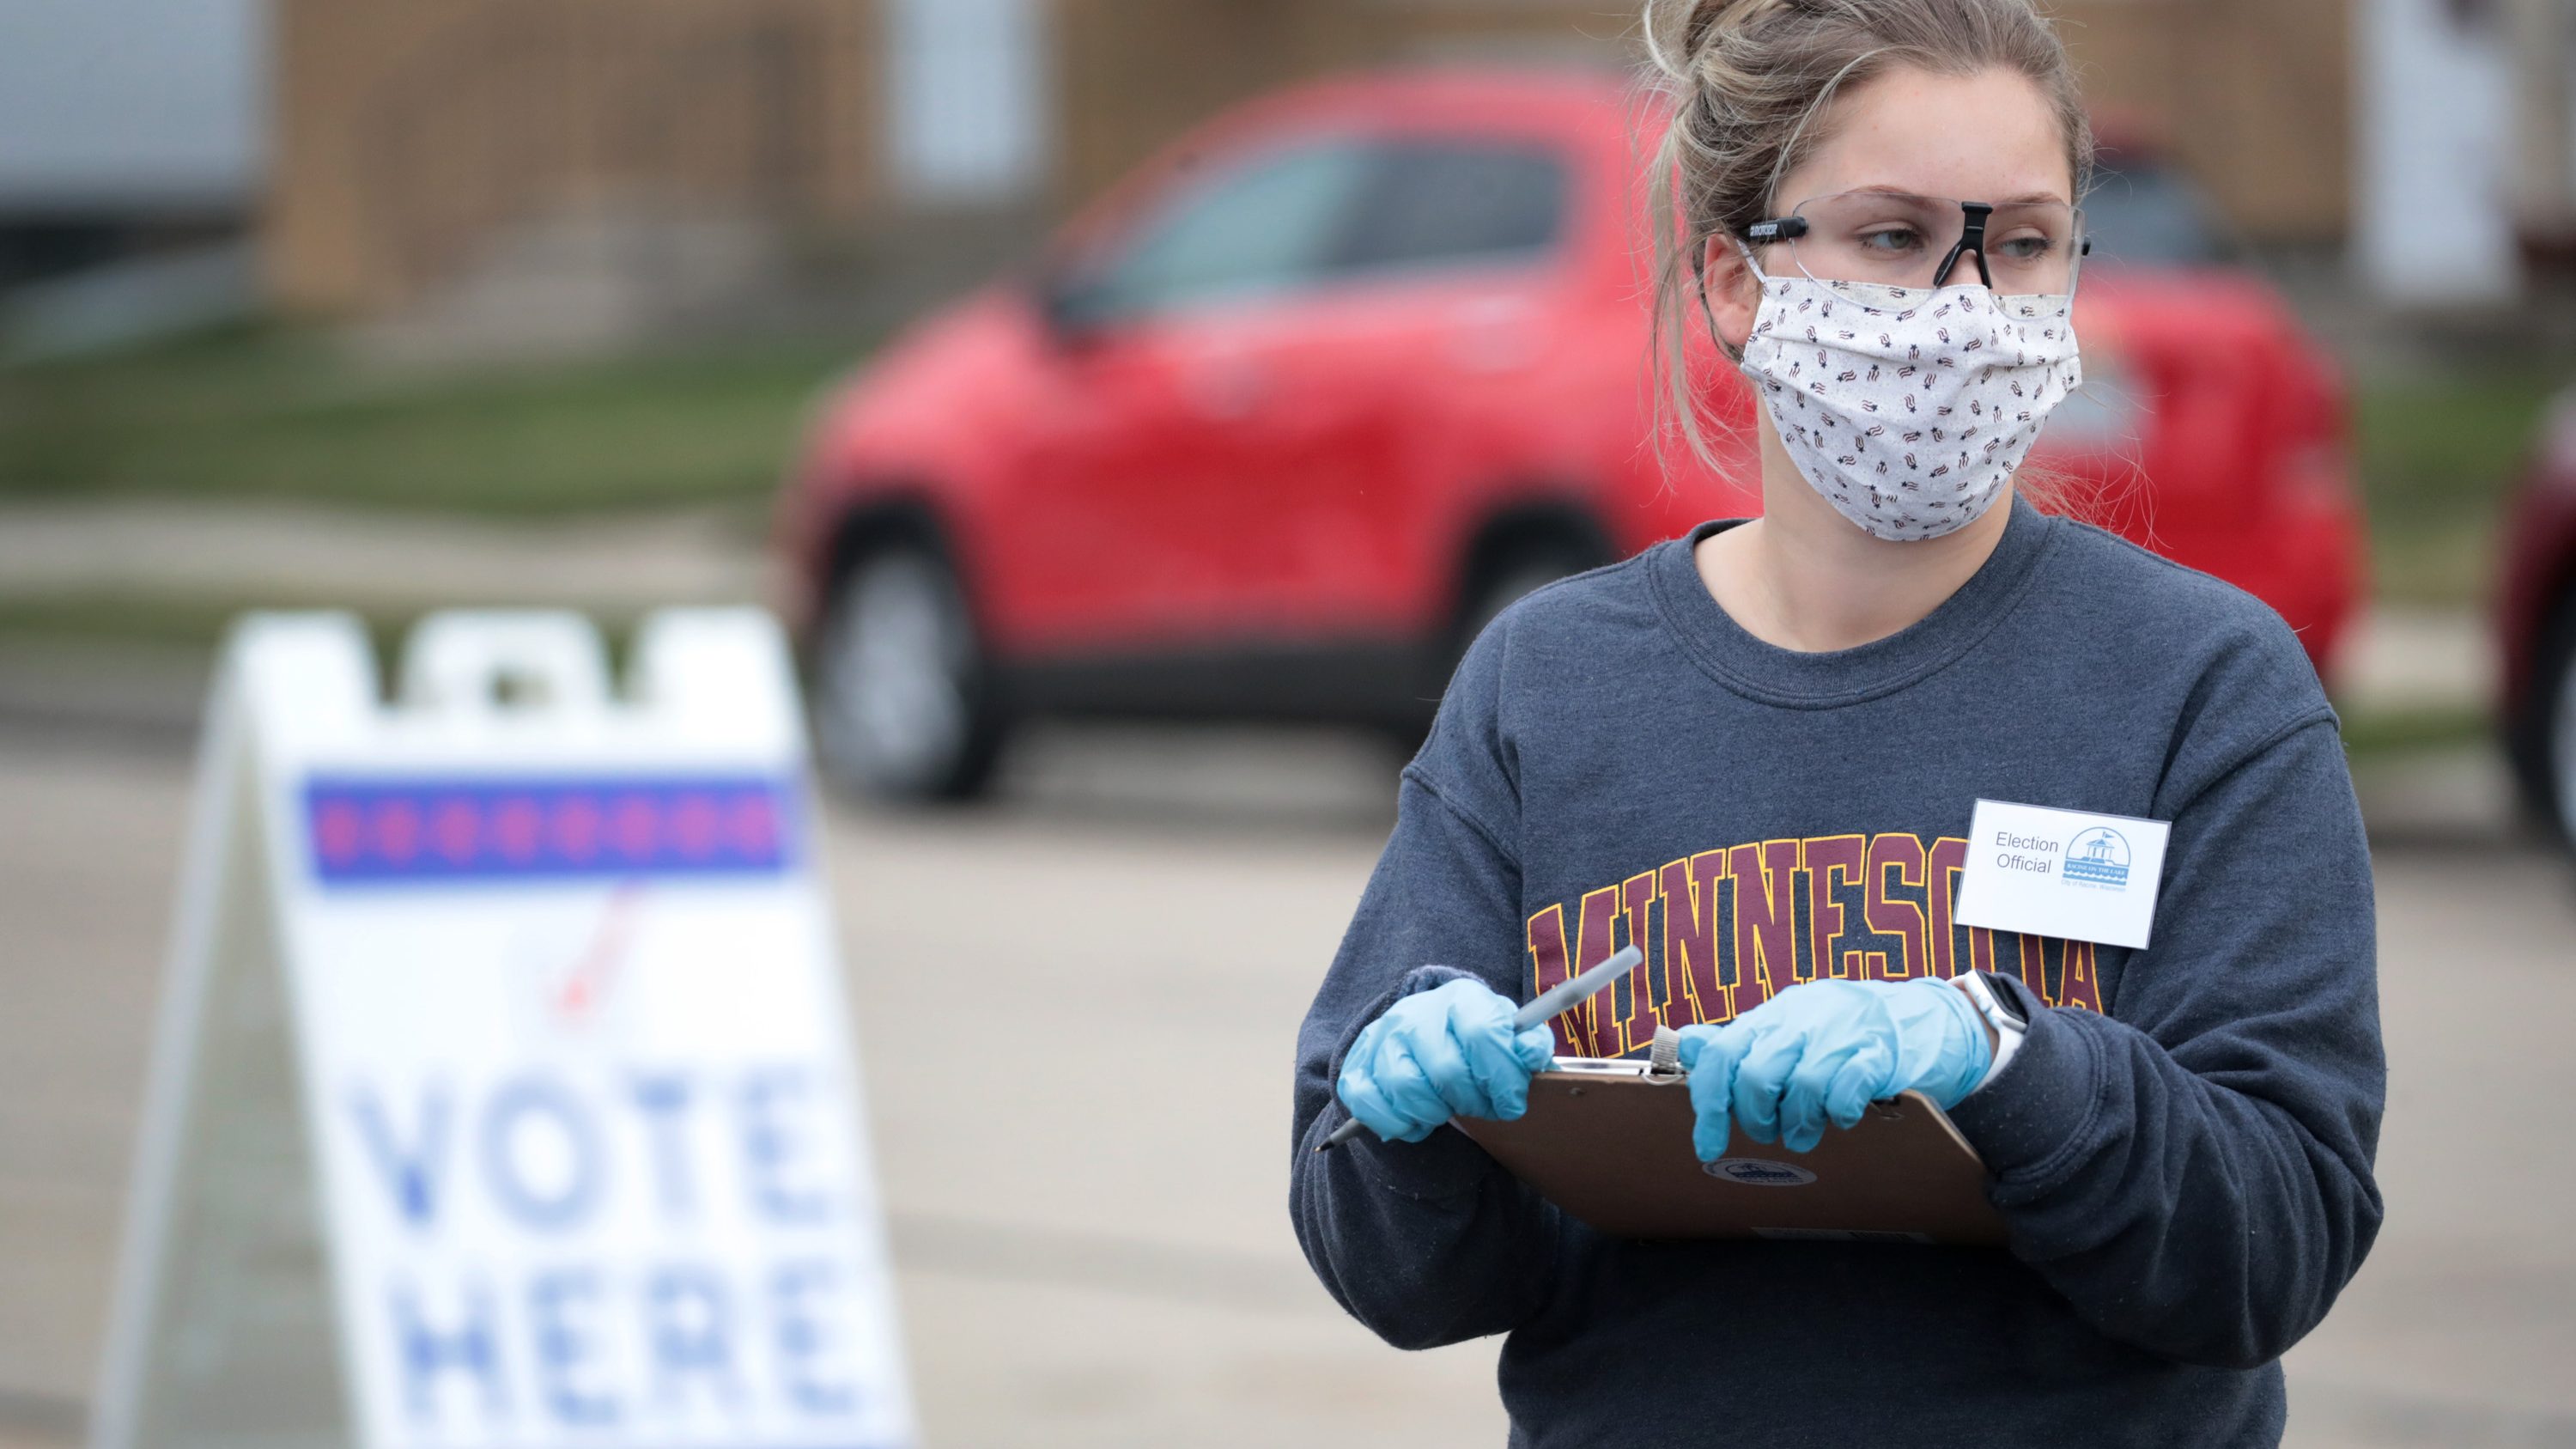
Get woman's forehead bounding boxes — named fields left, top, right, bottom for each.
left=1783, top=66, right=2075, bottom=210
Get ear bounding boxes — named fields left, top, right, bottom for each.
left=1698, top=234, right=1763, bottom=356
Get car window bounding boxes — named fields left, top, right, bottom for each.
left=2080, top=160, right=2235, bottom=269
left=1067, top=137, right=1571, bottom=326
left=1327, top=141, right=1570, bottom=277
left=1074, top=141, right=1375, bottom=322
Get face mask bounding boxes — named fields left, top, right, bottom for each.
left=1735, top=271, right=2081, bottom=541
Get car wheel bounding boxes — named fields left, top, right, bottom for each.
left=811, top=543, right=1004, bottom=804
left=1385, top=540, right=1598, bottom=752
left=1459, top=543, right=1601, bottom=648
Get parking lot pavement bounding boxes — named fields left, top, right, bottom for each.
left=0, top=721, right=2568, bottom=1449
left=2282, top=840, right=2576, bottom=1448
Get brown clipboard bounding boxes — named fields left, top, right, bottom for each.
left=1453, top=1061, right=2008, bottom=1245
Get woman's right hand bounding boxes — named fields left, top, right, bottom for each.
left=1334, top=978, right=1558, bottom=1144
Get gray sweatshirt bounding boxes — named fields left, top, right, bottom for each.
left=1289, top=496, right=2385, bottom=1447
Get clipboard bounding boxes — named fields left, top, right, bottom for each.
left=1453, top=1058, right=2008, bottom=1245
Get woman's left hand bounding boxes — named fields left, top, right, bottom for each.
left=1674, top=977, right=1994, bottom=1160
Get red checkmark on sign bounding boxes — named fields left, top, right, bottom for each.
left=555, top=883, right=643, bottom=1023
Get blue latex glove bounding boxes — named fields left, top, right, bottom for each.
left=1335, top=978, right=1558, bottom=1144
left=1674, top=977, right=1993, bottom=1160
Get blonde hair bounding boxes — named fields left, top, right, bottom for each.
left=1643, top=0, right=2094, bottom=475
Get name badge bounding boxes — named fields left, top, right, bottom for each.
left=1955, top=799, right=2171, bottom=950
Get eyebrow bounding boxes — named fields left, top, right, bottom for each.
left=1844, top=184, right=2073, bottom=205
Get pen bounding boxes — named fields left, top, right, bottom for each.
left=1315, top=943, right=1646, bottom=1153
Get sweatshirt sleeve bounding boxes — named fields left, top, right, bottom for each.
left=1944, top=707, right=2386, bottom=1370
left=1288, top=625, right=1564, bottom=1350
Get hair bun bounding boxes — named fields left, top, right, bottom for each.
left=1641, top=0, right=1790, bottom=79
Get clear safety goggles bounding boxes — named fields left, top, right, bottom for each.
left=1738, top=190, right=2091, bottom=296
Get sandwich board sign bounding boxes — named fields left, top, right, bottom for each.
left=91, top=609, right=915, bottom=1449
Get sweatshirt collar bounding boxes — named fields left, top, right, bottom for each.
left=1645, top=493, right=2062, bottom=709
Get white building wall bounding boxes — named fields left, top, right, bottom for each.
left=0, top=0, right=266, bottom=211
left=886, top=0, right=1050, bottom=204
left=2356, top=0, right=2521, bottom=305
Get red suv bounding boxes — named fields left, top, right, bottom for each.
left=775, top=70, right=2364, bottom=801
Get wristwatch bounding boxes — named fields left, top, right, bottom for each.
left=1949, top=971, right=2028, bottom=1093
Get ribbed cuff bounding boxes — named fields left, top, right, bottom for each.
left=1941, top=973, right=2105, bottom=1190
left=1319, top=964, right=1506, bottom=1199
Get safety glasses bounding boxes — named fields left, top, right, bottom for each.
left=1738, top=191, right=2090, bottom=296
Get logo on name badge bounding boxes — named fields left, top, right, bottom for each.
left=2063, top=826, right=2132, bottom=890
left=1704, top=1158, right=1817, bottom=1187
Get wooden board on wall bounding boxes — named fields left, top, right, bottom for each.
left=1049, top=0, right=1333, bottom=206
left=1047, top=0, right=1628, bottom=205
left=267, top=0, right=2354, bottom=316
left=267, top=0, right=879, bottom=316
left=2039, top=0, right=2350, bottom=243
left=1048, top=0, right=2350, bottom=240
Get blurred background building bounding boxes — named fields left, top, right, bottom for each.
left=262, top=0, right=2366, bottom=341
left=0, top=0, right=264, bottom=278
left=0, top=0, right=266, bottom=354
left=3, top=0, right=2568, bottom=350
left=2362, top=0, right=2576, bottom=307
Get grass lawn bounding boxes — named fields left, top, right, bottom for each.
left=2354, top=365, right=2565, bottom=608
left=0, top=324, right=861, bottom=516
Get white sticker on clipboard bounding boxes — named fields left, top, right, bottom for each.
left=1704, top=1159, right=1817, bottom=1187
left=1954, top=798, right=2171, bottom=950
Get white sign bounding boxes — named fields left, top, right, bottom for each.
left=1953, top=797, right=2172, bottom=951
left=91, top=610, right=915, bottom=1449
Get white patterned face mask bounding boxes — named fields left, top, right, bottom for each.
left=1737, top=271, right=2081, bottom=541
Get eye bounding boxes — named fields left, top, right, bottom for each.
left=1856, top=225, right=1925, bottom=255
left=1994, top=232, right=2057, bottom=263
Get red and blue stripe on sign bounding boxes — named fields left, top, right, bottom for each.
left=301, top=775, right=796, bottom=884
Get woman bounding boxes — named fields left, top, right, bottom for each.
left=1287, top=1, right=2385, bottom=1444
